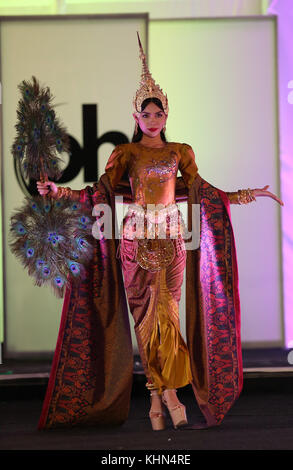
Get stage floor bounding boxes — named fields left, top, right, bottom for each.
left=0, top=374, right=293, bottom=452
left=0, top=348, right=292, bottom=452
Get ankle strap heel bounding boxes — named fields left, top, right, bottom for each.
left=161, top=389, right=188, bottom=429
left=149, top=390, right=166, bottom=431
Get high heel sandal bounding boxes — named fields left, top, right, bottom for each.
left=149, top=390, right=166, bottom=431
left=162, top=389, right=188, bottom=429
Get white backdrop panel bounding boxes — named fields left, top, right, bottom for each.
left=0, top=15, right=147, bottom=355
left=150, top=17, right=283, bottom=347
left=0, top=15, right=283, bottom=356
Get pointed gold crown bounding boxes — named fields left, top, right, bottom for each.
left=133, top=32, right=169, bottom=115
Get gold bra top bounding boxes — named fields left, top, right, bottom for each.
left=105, top=142, right=198, bottom=207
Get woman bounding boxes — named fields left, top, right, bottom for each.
left=37, top=35, right=283, bottom=431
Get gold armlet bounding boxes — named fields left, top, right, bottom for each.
left=237, top=188, right=256, bottom=204
left=226, top=192, right=240, bottom=204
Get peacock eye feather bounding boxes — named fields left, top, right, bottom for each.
left=67, top=260, right=80, bottom=275
left=36, top=258, right=45, bottom=269
left=42, top=265, right=51, bottom=277
left=15, top=223, right=26, bottom=235
left=26, top=247, right=34, bottom=258
left=54, top=276, right=65, bottom=287
left=76, top=237, right=87, bottom=250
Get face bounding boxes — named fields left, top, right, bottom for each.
left=133, top=102, right=167, bottom=138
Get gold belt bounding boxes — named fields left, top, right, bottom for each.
left=120, top=203, right=186, bottom=272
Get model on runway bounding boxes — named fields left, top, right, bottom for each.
left=37, top=33, right=283, bottom=431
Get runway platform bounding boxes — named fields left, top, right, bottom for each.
left=0, top=348, right=292, bottom=454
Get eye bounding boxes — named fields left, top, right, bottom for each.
left=156, top=113, right=163, bottom=118
left=142, top=113, right=149, bottom=118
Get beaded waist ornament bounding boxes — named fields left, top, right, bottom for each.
left=120, top=203, right=186, bottom=272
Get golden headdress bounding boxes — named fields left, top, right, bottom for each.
left=133, top=32, right=169, bottom=115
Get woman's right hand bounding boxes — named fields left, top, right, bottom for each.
left=36, top=181, right=58, bottom=198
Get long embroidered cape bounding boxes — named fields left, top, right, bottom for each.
left=38, top=173, right=242, bottom=429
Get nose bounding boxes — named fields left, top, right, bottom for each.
left=150, top=118, right=158, bottom=125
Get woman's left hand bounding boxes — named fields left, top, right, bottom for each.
left=253, top=185, right=284, bottom=206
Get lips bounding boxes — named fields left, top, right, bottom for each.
left=148, top=128, right=158, bottom=132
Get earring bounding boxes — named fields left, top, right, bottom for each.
left=134, top=122, right=138, bottom=135
left=163, top=125, right=166, bottom=133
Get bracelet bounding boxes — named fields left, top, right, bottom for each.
left=145, top=381, right=157, bottom=391
left=237, top=188, right=256, bottom=205
left=56, top=186, right=73, bottom=199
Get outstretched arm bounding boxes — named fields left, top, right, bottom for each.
left=178, top=144, right=284, bottom=207
left=226, top=185, right=284, bottom=206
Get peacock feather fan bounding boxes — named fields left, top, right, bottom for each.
left=9, top=196, right=94, bottom=298
left=11, top=76, right=69, bottom=181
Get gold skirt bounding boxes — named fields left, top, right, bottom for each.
left=117, top=204, right=192, bottom=395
